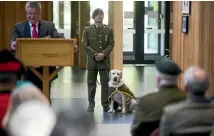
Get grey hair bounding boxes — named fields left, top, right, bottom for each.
left=9, top=100, right=56, bottom=136
left=11, top=83, right=49, bottom=114
left=183, top=66, right=209, bottom=95
left=2, top=83, right=49, bottom=130
left=157, top=71, right=178, bottom=87
left=25, top=1, right=41, bottom=9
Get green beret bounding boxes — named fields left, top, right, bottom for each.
left=155, top=58, right=181, bottom=76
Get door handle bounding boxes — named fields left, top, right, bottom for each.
left=165, top=49, right=171, bottom=53
left=165, top=49, right=172, bottom=58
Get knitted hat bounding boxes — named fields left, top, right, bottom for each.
left=0, top=49, right=26, bottom=81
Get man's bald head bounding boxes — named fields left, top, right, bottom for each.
left=183, top=66, right=209, bottom=95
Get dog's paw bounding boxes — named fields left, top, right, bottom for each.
left=121, top=110, right=126, bottom=114
left=108, top=109, right=115, bottom=113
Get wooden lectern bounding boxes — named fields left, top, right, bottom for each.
left=16, top=38, right=76, bottom=99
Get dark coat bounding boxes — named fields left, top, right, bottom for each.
left=131, top=86, right=186, bottom=136
left=10, top=20, right=61, bottom=44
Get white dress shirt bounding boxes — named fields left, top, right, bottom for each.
left=28, top=22, right=39, bottom=37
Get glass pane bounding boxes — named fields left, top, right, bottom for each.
left=53, top=1, right=59, bottom=29
left=53, top=1, right=71, bottom=38
left=123, top=0, right=134, bottom=52
left=89, top=0, right=109, bottom=25
left=63, top=1, right=71, bottom=38
left=144, top=1, right=165, bottom=54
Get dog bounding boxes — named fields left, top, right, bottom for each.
left=108, top=69, right=137, bottom=113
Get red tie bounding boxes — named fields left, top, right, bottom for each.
left=32, top=24, right=38, bottom=38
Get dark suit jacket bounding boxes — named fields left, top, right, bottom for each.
left=10, top=20, right=62, bottom=45
left=131, top=86, right=186, bottom=136
left=10, top=20, right=63, bottom=80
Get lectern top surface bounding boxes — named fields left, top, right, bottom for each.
left=16, top=38, right=76, bottom=41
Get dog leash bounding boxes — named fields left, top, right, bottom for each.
left=96, top=60, right=110, bottom=86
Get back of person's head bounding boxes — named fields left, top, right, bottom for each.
left=155, top=58, right=181, bottom=88
left=0, top=49, right=26, bottom=85
left=50, top=107, right=96, bottom=136
left=156, top=72, right=178, bottom=88
left=11, top=83, right=49, bottom=113
left=183, top=66, right=209, bottom=96
left=8, top=100, right=56, bottom=136
left=2, top=83, right=49, bottom=129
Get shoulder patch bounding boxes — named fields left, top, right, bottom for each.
left=106, top=24, right=112, bottom=29
left=85, top=25, right=93, bottom=30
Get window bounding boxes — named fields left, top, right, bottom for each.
left=53, top=1, right=71, bottom=38
left=123, top=1, right=134, bottom=52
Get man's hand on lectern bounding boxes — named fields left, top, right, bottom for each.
left=11, top=41, right=17, bottom=50
left=74, top=45, right=78, bottom=53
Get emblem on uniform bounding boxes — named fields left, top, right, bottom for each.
left=105, top=35, right=108, bottom=41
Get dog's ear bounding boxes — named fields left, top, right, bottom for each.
left=119, top=71, right=122, bottom=79
left=109, top=71, right=111, bottom=80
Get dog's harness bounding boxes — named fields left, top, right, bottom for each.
left=108, top=87, right=136, bottom=103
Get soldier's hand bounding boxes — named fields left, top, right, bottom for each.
left=95, top=56, right=100, bottom=61
left=97, top=53, right=105, bottom=60
left=74, top=45, right=78, bottom=53
left=95, top=54, right=100, bottom=61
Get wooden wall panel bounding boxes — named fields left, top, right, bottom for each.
left=172, top=1, right=214, bottom=96
left=0, top=1, right=52, bottom=50
left=78, top=1, right=90, bottom=68
left=0, top=2, right=5, bottom=50
left=41, top=1, right=53, bottom=22
left=109, top=1, right=123, bottom=71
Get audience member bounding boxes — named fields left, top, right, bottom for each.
left=131, top=58, right=186, bottom=136
left=0, top=49, right=26, bottom=136
left=2, top=83, right=49, bottom=129
left=8, top=100, right=56, bottom=136
left=159, top=66, right=214, bottom=136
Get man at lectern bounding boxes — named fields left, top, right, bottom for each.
left=10, top=1, right=62, bottom=49
left=9, top=2, right=76, bottom=97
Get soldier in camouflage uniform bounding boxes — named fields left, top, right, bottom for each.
left=82, top=8, right=114, bottom=112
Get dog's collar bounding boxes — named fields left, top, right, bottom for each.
left=108, top=80, right=124, bottom=88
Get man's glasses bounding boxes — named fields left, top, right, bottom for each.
left=26, top=12, right=40, bottom=16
